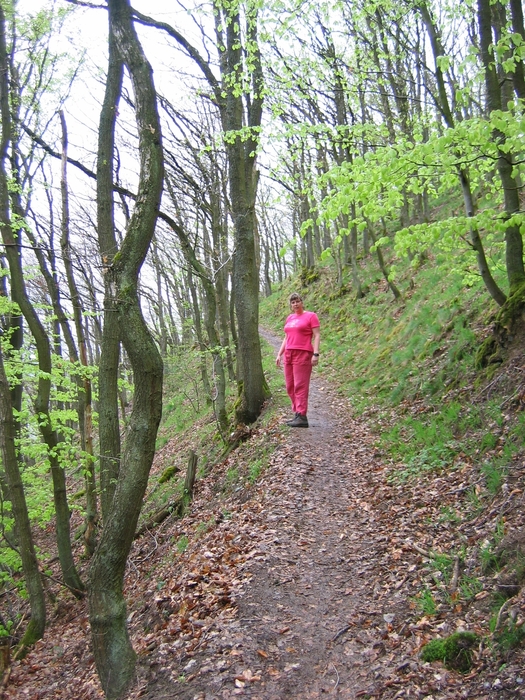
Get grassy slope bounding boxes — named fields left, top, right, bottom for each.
left=260, top=250, right=525, bottom=486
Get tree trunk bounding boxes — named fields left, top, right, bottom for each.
left=213, top=1, right=268, bottom=423
left=59, top=110, right=98, bottom=555
left=0, top=349, right=46, bottom=651
left=96, top=18, right=124, bottom=520
left=420, top=0, right=506, bottom=306
left=475, top=0, right=525, bottom=357
left=478, top=0, right=525, bottom=293
left=88, top=0, right=164, bottom=697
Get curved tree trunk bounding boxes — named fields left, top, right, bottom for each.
left=419, top=1, right=507, bottom=307
left=88, top=1, right=164, bottom=697
left=476, top=0, right=525, bottom=357
left=478, top=0, right=525, bottom=293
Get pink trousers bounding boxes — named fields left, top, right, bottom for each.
left=283, top=349, right=313, bottom=416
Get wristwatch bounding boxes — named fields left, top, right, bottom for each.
left=313, top=353, right=319, bottom=356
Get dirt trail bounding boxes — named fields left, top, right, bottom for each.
left=138, top=329, right=401, bottom=700
left=7, top=330, right=523, bottom=699
left=231, top=329, right=390, bottom=698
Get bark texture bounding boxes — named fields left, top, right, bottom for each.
left=88, top=1, right=164, bottom=697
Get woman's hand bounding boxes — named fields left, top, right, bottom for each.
left=312, top=355, right=319, bottom=366
left=276, top=354, right=282, bottom=367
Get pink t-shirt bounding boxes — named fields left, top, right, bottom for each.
left=284, top=311, right=320, bottom=352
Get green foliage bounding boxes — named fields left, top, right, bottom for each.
left=481, top=460, right=506, bottom=495
left=0, top=545, right=22, bottom=588
left=195, top=518, right=215, bottom=538
left=248, top=457, right=265, bottom=483
left=381, top=404, right=467, bottom=482
left=0, top=620, right=13, bottom=639
left=225, top=467, right=239, bottom=487
left=493, top=620, right=525, bottom=657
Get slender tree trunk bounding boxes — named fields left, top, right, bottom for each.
left=0, top=349, right=46, bottom=650
left=214, top=1, right=269, bottom=423
left=478, top=0, right=525, bottom=292
left=96, top=21, right=124, bottom=520
left=420, top=0, right=507, bottom=305
left=59, top=111, right=98, bottom=555
left=368, top=224, right=402, bottom=301
left=88, top=1, right=164, bottom=697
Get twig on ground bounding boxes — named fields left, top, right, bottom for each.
left=331, top=624, right=352, bottom=643
left=450, top=555, right=461, bottom=593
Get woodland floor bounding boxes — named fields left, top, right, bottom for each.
left=2, top=330, right=525, bottom=699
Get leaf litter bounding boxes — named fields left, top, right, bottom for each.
left=2, top=334, right=525, bottom=699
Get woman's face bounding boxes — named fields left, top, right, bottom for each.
left=290, top=298, right=304, bottom=313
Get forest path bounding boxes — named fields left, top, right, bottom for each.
left=220, top=328, right=393, bottom=698
left=134, top=328, right=480, bottom=699
left=8, top=330, right=509, bottom=700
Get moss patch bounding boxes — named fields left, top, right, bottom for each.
left=421, top=631, right=478, bottom=672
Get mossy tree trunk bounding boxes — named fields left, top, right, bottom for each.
left=477, top=0, right=525, bottom=349
left=419, top=1, right=507, bottom=307
left=96, top=17, right=124, bottom=521
left=133, top=2, right=269, bottom=424
left=214, top=0, right=269, bottom=423
left=88, top=0, right=164, bottom=697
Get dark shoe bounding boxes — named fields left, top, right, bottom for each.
left=285, top=412, right=299, bottom=425
left=288, top=413, right=308, bottom=428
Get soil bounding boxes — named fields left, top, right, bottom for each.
left=2, top=330, right=525, bottom=699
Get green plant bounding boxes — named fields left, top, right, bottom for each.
left=225, top=467, right=239, bottom=487
left=438, top=506, right=462, bottom=525
left=459, top=574, right=484, bottom=601
left=195, top=517, right=215, bottom=538
left=480, top=543, right=500, bottom=574
left=248, top=457, right=264, bottom=483
left=494, top=621, right=525, bottom=656
left=176, top=535, right=189, bottom=554
left=481, top=461, right=506, bottom=494
left=0, top=620, right=13, bottom=638
left=429, top=553, right=454, bottom=586
left=415, top=587, right=438, bottom=616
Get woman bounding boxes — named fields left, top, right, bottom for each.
left=275, top=292, right=320, bottom=428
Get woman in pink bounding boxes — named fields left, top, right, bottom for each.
left=275, top=292, right=320, bottom=428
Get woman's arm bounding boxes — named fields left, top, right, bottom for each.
left=276, top=336, right=286, bottom=367
left=311, top=326, right=320, bottom=365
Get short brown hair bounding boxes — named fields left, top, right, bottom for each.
left=289, top=293, right=303, bottom=303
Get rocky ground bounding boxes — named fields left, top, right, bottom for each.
left=2, top=332, right=525, bottom=699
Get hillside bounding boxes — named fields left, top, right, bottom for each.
left=3, top=255, right=525, bottom=699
